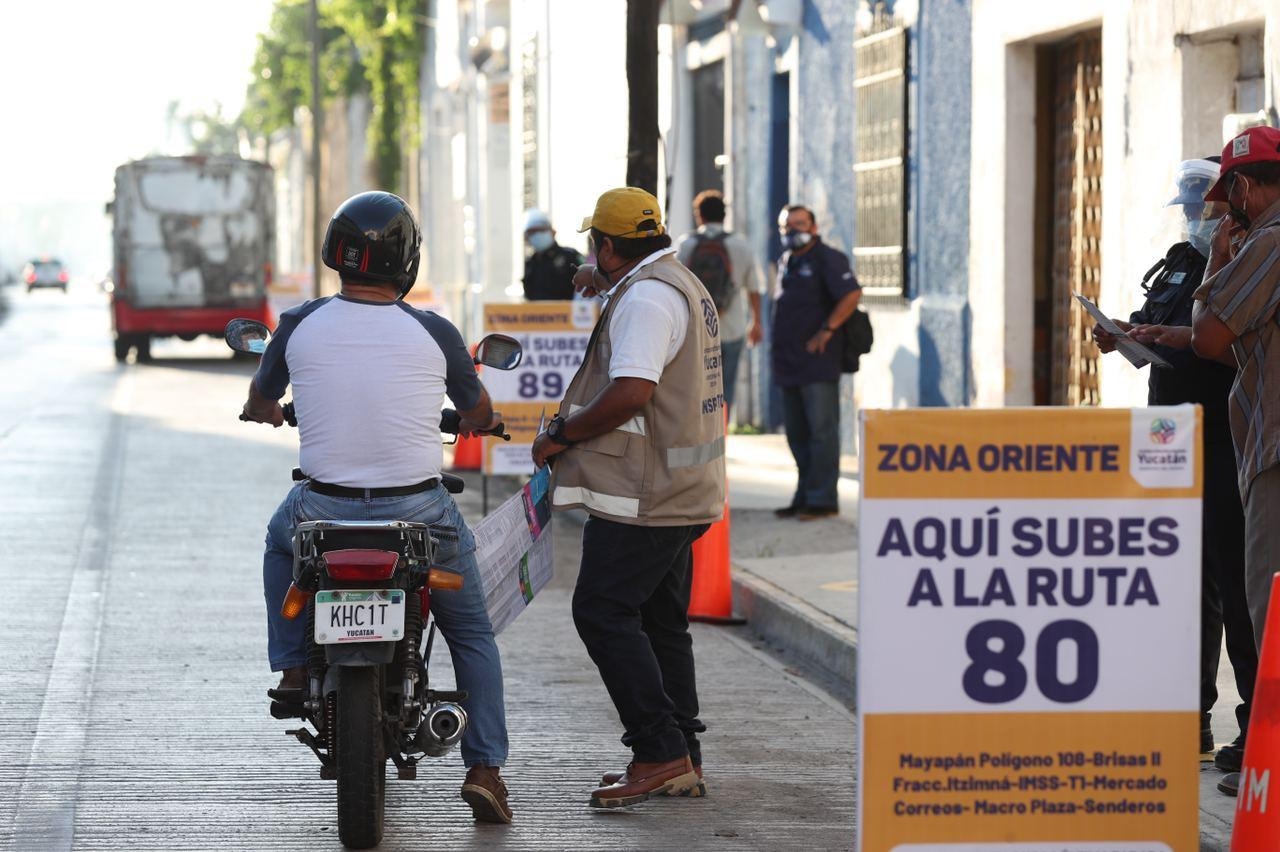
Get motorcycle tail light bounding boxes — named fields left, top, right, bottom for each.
left=281, top=583, right=312, bottom=620
left=426, top=568, right=464, bottom=591
left=323, top=549, right=399, bottom=581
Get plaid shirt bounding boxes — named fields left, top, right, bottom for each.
left=1193, top=197, right=1280, bottom=499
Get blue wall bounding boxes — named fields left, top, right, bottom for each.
left=794, top=1, right=858, bottom=252
left=911, top=0, right=972, bottom=406
left=785, top=0, right=972, bottom=452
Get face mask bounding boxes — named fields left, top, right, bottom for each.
left=1228, top=175, right=1252, bottom=231
left=527, top=231, right=554, bottom=252
left=1187, top=218, right=1220, bottom=258
left=781, top=230, right=813, bottom=251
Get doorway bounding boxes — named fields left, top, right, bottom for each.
left=1032, top=30, right=1102, bottom=406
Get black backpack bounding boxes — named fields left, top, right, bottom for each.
left=687, top=233, right=735, bottom=311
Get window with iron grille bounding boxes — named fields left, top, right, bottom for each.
left=854, top=20, right=907, bottom=299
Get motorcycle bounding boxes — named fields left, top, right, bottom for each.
left=225, top=318, right=522, bottom=849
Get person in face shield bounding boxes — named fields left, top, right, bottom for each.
left=1092, top=157, right=1257, bottom=796
left=521, top=208, right=585, bottom=301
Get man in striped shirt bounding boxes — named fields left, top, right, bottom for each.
left=1192, top=125, right=1280, bottom=660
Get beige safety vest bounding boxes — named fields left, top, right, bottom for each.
left=550, top=253, right=726, bottom=526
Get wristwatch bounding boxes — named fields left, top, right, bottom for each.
left=546, top=415, right=576, bottom=446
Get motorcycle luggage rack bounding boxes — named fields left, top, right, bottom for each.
left=292, top=520, right=435, bottom=576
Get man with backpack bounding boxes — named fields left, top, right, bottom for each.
left=675, top=190, right=764, bottom=411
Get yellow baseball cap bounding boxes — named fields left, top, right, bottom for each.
left=578, top=187, right=666, bottom=238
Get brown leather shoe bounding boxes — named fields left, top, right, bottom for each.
left=461, top=765, right=513, bottom=824
left=266, top=665, right=307, bottom=701
left=601, top=763, right=705, bottom=796
left=590, top=756, right=701, bottom=808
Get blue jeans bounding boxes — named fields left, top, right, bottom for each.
left=263, top=482, right=509, bottom=767
left=720, top=336, right=745, bottom=411
left=780, top=381, right=840, bottom=510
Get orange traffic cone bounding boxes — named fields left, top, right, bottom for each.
left=1231, top=572, right=1280, bottom=849
left=451, top=433, right=483, bottom=470
left=689, top=410, right=742, bottom=624
left=448, top=351, right=483, bottom=472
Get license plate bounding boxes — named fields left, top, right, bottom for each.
left=314, top=589, right=405, bottom=644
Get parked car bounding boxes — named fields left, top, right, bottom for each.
left=23, top=258, right=69, bottom=293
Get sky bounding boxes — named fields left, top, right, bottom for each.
left=0, top=0, right=274, bottom=272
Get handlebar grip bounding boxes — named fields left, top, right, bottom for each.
left=439, top=408, right=461, bottom=434
left=282, top=402, right=297, bottom=427
left=490, top=422, right=510, bottom=441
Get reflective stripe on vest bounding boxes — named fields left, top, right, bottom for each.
left=666, top=435, right=725, bottom=469
left=568, top=403, right=646, bottom=436
left=551, top=485, right=640, bottom=518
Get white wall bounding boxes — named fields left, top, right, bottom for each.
left=511, top=0, right=630, bottom=258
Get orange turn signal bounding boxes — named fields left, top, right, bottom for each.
left=281, top=583, right=313, bottom=620
left=426, top=569, right=464, bottom=591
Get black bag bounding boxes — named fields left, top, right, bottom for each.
left=838, top=307, right=873, bottom=373
left=687, top=232, right=735, bottom=311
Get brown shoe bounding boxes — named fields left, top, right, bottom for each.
left=601, top=763, right=705, bottom=797
left=266, top=665, right=307, bottom=701
left=796, top=506, right=839, bottom=521
left=461, top=765, right=513, bottom=824
left=590, top=756, right=701, bottom=808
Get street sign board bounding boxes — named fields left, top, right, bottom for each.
left=857, top=406, right=1201, bottom=851
left=481, top=301, right=597, bottom=475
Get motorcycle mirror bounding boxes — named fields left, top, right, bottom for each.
left=225, top=318, right=272, bottom=355
left=474, top=334, right=523, bottom=370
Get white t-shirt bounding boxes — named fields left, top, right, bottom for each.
left=254, top=295, right=482, bottom=487
left=603, top=248, right=691, bottom=383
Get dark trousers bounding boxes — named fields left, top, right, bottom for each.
left=1201, top=437, right=1257, bottom=737
left=572, top=517, right=710, bottom=764
left=781, top=381, right=841, bottom=510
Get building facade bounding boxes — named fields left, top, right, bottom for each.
left=969, top=0, right=1280, bottom=409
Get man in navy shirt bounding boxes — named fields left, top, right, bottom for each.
left=771, top=205, right=861, bottom=520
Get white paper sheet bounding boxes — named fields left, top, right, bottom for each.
left=1074, top=293, right=1172, bottom=369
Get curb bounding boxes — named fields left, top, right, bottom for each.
left=731, top=562, right=857, bottom=706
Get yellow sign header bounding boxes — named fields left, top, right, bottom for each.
left=861, top=407, right=1203, bottom=500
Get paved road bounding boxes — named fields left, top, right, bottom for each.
left=0, top=283, right=856, bottom=851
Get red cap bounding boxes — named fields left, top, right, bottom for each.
left=1205, top=126, right=1280, bottom=201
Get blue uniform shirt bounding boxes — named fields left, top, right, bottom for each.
left=771, top=239, right=860, bottom=386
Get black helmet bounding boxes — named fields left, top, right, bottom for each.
left=321, top=191, right=422, bottom=296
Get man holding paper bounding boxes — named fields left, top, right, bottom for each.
left=1092, top=157, right=1256, bottom=794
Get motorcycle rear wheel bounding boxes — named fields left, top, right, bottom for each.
left=335, top=666, right=386, bottom=849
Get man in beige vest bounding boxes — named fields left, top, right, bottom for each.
left=531, top=187, right=726, bottom=809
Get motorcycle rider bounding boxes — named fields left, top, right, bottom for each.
left=241, top=191, right=513, bottom=824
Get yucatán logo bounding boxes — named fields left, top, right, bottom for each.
left=343, top=246, right=362, bottom=269
left=701, top=298, right=719, bottom=338
left=1136, top=417, right=1187, bottom=469
left=1149, top=418, right=1177, bottom=445
left=1234, top=135, right=1251, bottom=158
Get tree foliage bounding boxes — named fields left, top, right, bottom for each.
left=241, top=0, right=424, bottom=192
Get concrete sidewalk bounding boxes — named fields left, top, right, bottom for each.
left=722, top=432, right=1239, bottom=850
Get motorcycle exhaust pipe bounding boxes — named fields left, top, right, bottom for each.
left=417, top=702, right=468, bottom=757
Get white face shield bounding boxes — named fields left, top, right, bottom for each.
left=1164, top=159, right=1223, bottom=255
